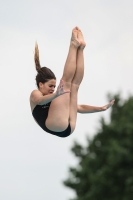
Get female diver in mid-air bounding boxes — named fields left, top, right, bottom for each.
left=30, top=27, right=115, bottom=138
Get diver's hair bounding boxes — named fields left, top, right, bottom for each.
left=34, top=42, right=41, bottom=72
left=34, top=42, right=56, bottom=88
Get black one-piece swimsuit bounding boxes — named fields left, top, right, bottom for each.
left=32, top=102, right=71, bottom=138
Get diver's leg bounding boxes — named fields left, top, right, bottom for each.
left=46, top=27, right=81, bottom=132
left=72, top=28, right=86, bottom=85
left=69, top=29, right=86, bottom=133
left=61, top=27, right=81, bottom=84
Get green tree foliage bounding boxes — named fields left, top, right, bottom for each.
left=63, top=94, right=133, bottom=200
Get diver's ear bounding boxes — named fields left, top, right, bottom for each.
left=39, top=82, right=43, bottom=88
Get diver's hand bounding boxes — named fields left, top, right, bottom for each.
left=102, top=100, right=115, bottom=111
left=56, top=80, right=70, bottom=97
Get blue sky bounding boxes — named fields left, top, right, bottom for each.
left=0, top=0, right=133, bottom=199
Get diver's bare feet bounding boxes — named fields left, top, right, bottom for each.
left=78, top=28, right=86, bottom=50
left=71, top=27, right=81, bottom=48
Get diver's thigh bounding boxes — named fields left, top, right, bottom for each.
left=45, top=93, right=70, bottom=132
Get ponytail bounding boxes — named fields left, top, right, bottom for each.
left=34, top=42, right=41, bottom=72
left=34, top=42, right=56, bottom=88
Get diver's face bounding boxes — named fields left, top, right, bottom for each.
left=39, top=79, right=56, bottom=95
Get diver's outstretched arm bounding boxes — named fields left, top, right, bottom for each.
left=77, top=100, right=115, bottom=114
